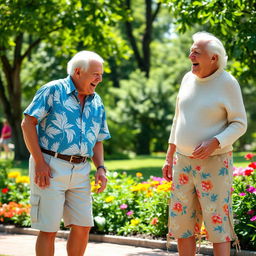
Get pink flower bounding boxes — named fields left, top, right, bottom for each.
left=120, top=204, right=128, bottom=210
left=126, top=210, right=134, bottom=216
left=233, top=167, right=244, bottom=176
left=247, top=210, right=255, bottom=215
left=250, top=216, right=256, bottom=222
left=239, top=192, right=246, bottom=196
left=246, top=186, right=256, bottom=194
left=245, top=153, right=255, bottom=160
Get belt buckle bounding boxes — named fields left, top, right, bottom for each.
left=70, top=155, right=80, bottom=163
left=70, top=155, right=85, bottom=163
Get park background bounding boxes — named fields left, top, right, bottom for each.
left=0, top=0, right=256, bottom=252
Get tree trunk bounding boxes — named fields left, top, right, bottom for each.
left=136, top=119, right=151, bottom=155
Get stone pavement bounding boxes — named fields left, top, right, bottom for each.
left=0, top=233, right=208, bottom=256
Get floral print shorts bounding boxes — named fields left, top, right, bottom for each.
left=169, top=152, right=236, bottom=243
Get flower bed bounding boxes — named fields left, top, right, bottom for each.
left=0, top=154, right=255, bottom=250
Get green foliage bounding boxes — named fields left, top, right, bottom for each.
left=92, top=172, right=170, bottom=237
left=232, top=154, right=256, bottom=250
left=109, top=69, right=175, bottom=154
left=0, top=154, right=256, bottom=250
left=164, top=0, right=256, bottom=81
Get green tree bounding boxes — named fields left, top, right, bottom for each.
left=0, top=0, right=127, bottom=159
left=109, top=33, right=191, bottom=154
left=164, top=0, right=256, bottom=81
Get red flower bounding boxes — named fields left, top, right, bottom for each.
left=194, top=223, right=200, bottom=233
left=150, top=217, right=159, bottom=225
left=179, top=174, right=189, bottom=185
left=223, top=204, right=229, bottom=216
left=173, top=202, right=183, bottom=212
left=195, top=166, right=201, bottom=171
left=245, top=153, right=255, bottom=160
left=248, top=162, right=256, bottom=169
left=1, top=188, right=9, bottom=194
left=225, top=236, right=231, bottom=242
left=201, top=180, right=213, bottom=192
left=224, top=159, right=229, bottom=168
left=196, top=189, right=201, bottom=199
left=211, top=214, right=222, bottom=224
left=244, top=167, right=254, bottom=176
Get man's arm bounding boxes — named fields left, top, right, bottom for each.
left=91, top=141, right=107, bottom=193
left=162, top=143, right=176, bottom=181
left=21, top=115, right=51, bottom=188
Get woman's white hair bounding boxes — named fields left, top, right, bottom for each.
left=67, top=50, right=104, bottom=76
left=192, top=32, right=228, bottom=69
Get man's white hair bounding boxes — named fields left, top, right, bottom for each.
left=192, top=32, right=228, bottom=69
left=67, top=50, right=104, bottom=76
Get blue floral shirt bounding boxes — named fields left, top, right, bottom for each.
left=24, top=76, right=111, bottom=157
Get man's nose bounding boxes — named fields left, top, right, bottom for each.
left=189, top=53, right=195, bottom=60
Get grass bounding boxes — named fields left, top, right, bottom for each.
left=1, top=151, right=252, bottom=181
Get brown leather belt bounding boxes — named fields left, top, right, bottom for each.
left=41, top=148, right=87, bottom=164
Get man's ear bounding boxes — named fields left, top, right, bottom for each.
left=211, top=54, right=218, bottom=63
left=74, top=68, right=80, bottom=77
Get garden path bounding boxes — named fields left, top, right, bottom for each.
left=0, top=232, right=210, bottom=256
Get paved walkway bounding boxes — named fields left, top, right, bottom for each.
left=0, top=233, right=209, bottom=256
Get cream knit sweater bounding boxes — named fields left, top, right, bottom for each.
left=169, top=68, right=247, bottom=156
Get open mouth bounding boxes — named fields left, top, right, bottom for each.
left=90, top=83, right=96, bottom=87
left=192, top=63, right=199, bottom=66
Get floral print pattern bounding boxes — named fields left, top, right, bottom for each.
left=24, top=76, right=111, bottom=157
left=169, top=152, right=236, bottom=243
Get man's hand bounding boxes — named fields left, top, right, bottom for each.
left=34, top=161, right=52, bottom=188
left=95, top=168, right=107, bottom=193
left=192, top=138, right=220, bottom=159
left=162, top=160, right=173, bottom=182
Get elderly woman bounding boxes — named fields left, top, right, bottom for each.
left=162, top=32, right=247, bottom=256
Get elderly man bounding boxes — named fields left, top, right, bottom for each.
left=21, top=51, right=111, bottom=256
left=162, top=32, right=247, bottom=256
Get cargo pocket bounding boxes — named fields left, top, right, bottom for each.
left=30, top=194, right=40, bottom=223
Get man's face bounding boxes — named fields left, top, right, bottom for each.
left=189, top=40, right=218, bottom=78
left=74, top=60, right=103, bottom=95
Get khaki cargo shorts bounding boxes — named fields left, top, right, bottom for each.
left=29, top=153, right=93, bottom=232
left=169, top=152, right=237, bottom=243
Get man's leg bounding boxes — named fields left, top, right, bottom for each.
left=213, top=241, right=230, bottom=256
left=177, top=236, right=196, bottom=256
left=67, top=225, right=91, bottom=256
left=36, top=231, right=57, bottom=256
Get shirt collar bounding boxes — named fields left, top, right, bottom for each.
left=63, top=75, right=95, bottom=99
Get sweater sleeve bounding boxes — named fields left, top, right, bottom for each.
left=214, top=77, right=247, bottom=148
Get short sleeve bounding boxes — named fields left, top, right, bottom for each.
left=24, top=85, right=54, bottom=122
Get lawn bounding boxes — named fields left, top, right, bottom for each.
left=1, top=152, right=251, bottom=180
